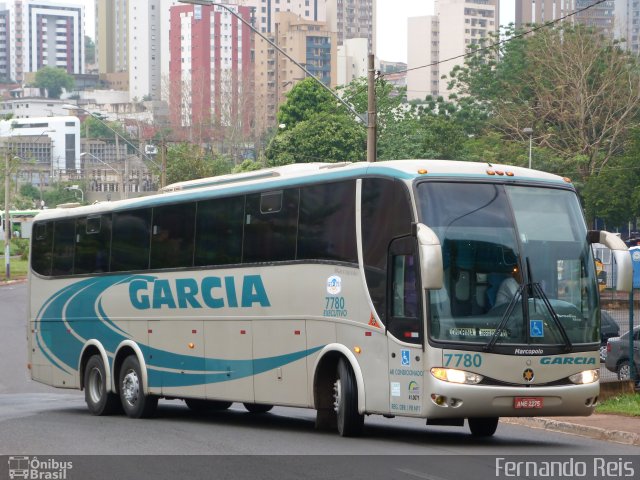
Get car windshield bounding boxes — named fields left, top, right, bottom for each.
left=417, top=181, right=600, bottom=350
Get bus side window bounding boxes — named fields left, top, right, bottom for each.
left=194, top=196, right=244, bottom=266
left=51, top=219, right=76, bottom=276
left=111, top=209, right=152, bottom=272
left=32, top=222, right=53, bottom=276
left=244, top=189, right=299, bottom=263
left=150, top=203, right=196, bottom=269
left=75, top=215, right=111, bottom=274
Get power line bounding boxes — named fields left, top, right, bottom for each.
left=381, top=0, right=610, bottom=79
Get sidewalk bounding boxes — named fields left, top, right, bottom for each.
left=502, top=414, right=640, bottom=446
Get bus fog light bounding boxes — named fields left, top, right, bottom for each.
left=431, top=394, right=447, bottom=406
left=431, top=368, right=483, bottom=385
left=569, top=369, right=599, bottom=385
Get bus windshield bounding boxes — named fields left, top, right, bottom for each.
left=417, top=181, right=599, bottom=350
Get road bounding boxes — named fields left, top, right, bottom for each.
left=1, top=283, right=639, bottom=480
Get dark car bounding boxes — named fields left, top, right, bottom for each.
left=600, top=310, right=620, bottom=361
left=605, top=326, right=640, bottom=381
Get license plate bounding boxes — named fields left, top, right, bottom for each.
left=514, top=397, right=543, bottom=409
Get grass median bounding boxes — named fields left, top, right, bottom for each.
left=596, top=393, right=640, bottom=416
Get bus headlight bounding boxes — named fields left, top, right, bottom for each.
left=431, top=368, right=483, bottom=385
left=569, top=369, right=599, bottom=385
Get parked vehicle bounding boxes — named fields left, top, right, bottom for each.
left=600, top=310, right=620, bottom=361
left=605, top=326, right=640, bottom=381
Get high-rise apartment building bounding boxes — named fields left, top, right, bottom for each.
left=97, top=0, right=165, bottom=102
left=169, top=3, right=254, bottom=140
left=0, top=0, right=85, bottom=83
left=615, top=0, right=640, bottom=54
left=96, top=0, right=128, bottom=74
left=407, top=0, right=498, bottom=101
left=253, top=11, right=335, bottom=133
left=516, top=0, right=615, bottom=38
left=325, top=0, right=374, bottom=52
left=239, top=0, right=325, bottom=33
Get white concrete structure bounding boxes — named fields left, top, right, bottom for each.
left=337, top=37, right=368, bottom=86
left=407, top=0, right=498, bottom=101
left=0, top=115, right=81, bottom=173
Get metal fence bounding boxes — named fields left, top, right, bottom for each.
left=599, top=288, right=640, bottom=385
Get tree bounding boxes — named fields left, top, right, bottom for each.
left=85, top=36, right=96, bottom=65
left=266, top=113, right=366, bottom=165
left=165, top=143, right=233, bottom=184
left=277, top=78, right=341, bottom=129
left=450, top=25, right=640, bottom=182
left=33, top=67, right=75, bottom=99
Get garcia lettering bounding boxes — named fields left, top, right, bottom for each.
left=129, top=275, right=270, bottom=310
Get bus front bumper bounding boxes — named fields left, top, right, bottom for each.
left=422, top=380, right=599, bottom=419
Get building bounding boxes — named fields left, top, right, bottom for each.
left=614, top=0, right=640, bottom=54
left=0, top=0, right=85, bottom=84
left=337, top=37, right=367, bottom=85
left=0, top=116, right=80, bottom=183
left=325, top=0, right=374, bottom=53
left=254, top=11, right=336, bottom=133
left=516, top=0, right=615, bottom=38
left=168, top=2, right=254, bottom=143
left=240, top=0, right=326, bottom=34
left=96, top=0, right=128, bottom=75
left=407, top=0, right=498, bottom=101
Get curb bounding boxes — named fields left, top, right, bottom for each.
left=501, top=417, right=640, bottom=446
left=0, top=278, right=27, bottom=286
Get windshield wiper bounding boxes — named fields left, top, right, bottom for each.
left=484, top=284, right=525, bottom=352
left=530, top=282, right=573, bottom=352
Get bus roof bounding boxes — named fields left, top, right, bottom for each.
left=32, top=160, right=572, bottom=222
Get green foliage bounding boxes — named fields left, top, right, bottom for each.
left=165, top=143, right=233, bottom=184
left=85, top=36, right=96, bottom=65
left=276, top=78, right=341, bottom=129
left=81, top=116, right=126, bottom=141
left=233, top=160, right=265, bottom=173
left=33, top=67, right=74, bottom=99
left=43, top=183, right=83, bottom=207
left=266, top=113, right=366, bottom=165
left=596, top=393, right=640, bottom=416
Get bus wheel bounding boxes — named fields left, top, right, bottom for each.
left=333, top=358, right=364, bottom=437
left=243, top=403, right=273, bottom=414
left=185, top=399, right=232, bottom=412
left=468, top=417, right=499, bottom=437
left=119, top=355, right=158, bottom=419
left=84, top=355, right=119, bottom=416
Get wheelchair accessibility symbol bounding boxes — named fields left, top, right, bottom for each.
left=530, top=320, right=544, bottom=338
left=401, top=349, right=411, bottom=367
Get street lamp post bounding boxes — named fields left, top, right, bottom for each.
left=523, top=127, right=533, bottom=169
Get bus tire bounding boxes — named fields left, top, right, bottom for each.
left=119, top=355, right=158, bottom=419
left=243, top=403, right=273, bottom=414
left=185, top=399, right=232, bottom=412
left=334, top=358, right=364, bottom=437
left=468, top=417, right=499, bottom=437
left=84, top=355, right=120, bottom=416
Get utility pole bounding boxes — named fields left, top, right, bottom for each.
left=367, top=54, right=376, bottom=163
left=4, top=146, right=10, bottom=279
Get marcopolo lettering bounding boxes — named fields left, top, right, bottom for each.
left=540, top=356, right=596, bottom=365
left=129, top=275, right=271, bottom=309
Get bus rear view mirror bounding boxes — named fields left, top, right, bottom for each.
left=416, top=223, right=443, bottom=290
left=588, top=230, right=632, bottom=292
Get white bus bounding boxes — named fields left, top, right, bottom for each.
left=27, top=160, right=632, bottom=437
left=1, top=209, right=41, bottom=239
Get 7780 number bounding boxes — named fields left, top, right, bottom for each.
left=443, top=353, right=482, bottom=368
